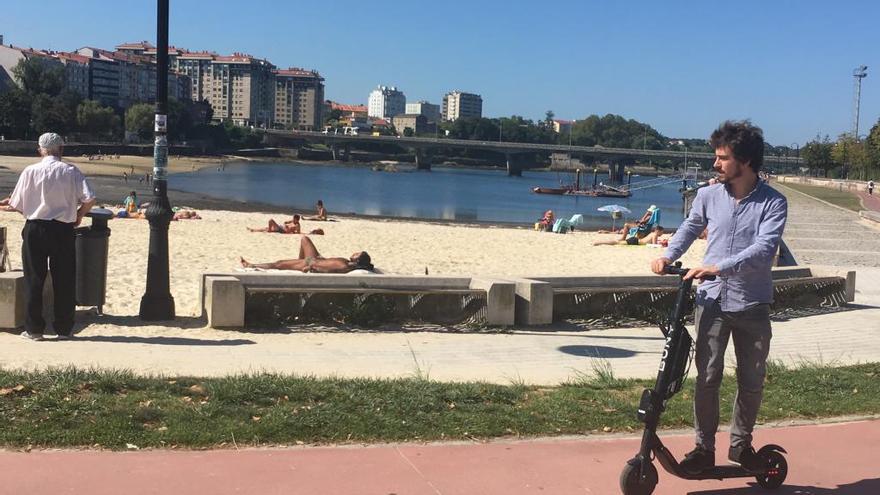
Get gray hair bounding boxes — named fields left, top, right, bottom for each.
left=38, top=132, right=64, bottom=154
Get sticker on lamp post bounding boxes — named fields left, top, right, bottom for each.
left=155, top=114, right=168, bottom=133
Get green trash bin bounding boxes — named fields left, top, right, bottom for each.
left=75, top=208, right=113, bottom=314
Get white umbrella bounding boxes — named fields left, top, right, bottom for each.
left=597, top=205, right=631, bottom=231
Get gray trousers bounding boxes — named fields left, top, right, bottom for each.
left=693, top=302, right=772, bottom=451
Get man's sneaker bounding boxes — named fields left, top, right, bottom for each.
left=55, top=333, right=74, bottom=341
left=680, top=446, right=714, bottom=474
left=729, top=444, right=764, bottom=472
left=20, top=331, right=44, bottom=341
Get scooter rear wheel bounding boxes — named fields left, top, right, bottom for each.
left=755, top=450, right=787, bottom=489
left=620, top=458, right=658, bottom=495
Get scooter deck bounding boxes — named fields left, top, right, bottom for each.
left=676, top=464, right=759, bottom=481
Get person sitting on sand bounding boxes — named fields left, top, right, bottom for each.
left=123, top=191, right=139, bottom=214
left=305, top=200, right=327, bottom=221
left=240, top=235, right=373, bottom=273
left=593, top=225, right=665, bottom=246
left=537, top=209, right=554, bottom=231
left=247, top=214, right=300, bottom=233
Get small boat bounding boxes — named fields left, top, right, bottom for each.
left=532, top=186, right=573, bottom=195
left=531, top=169, right=632, bottom=197
left=532, top=184, right=631, bottom=198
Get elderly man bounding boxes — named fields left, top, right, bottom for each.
left=7, top=132, right=96, bottom=341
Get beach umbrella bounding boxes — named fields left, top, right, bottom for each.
left=597, top=205, right=631, bottom=231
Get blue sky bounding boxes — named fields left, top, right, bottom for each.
left=3, top=0, right=879, bottom=145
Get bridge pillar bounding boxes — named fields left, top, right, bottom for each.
left=506, top=153, right=522, bottom=177
left=330, top=144, right=340, bottom=161
left=342, top=144, right=351, bottom=162
left=415, top=149, right=431, bottom=171
left=615, top=163, right=626, bottom=183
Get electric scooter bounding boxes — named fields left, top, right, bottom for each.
left=619, top=262, right=788, bottom=495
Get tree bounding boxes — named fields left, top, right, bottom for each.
left=125, top=103, right=155, bottom=140
left=0, top=88, right=32, bottom=139
left=30, top=93, right=75, bottom=135
left=76, top=100, right=120, bottom=139
left=12, top=57, right=66, bottom=96
left=801, top=135, right=834, bottom=176
left=543, top=110, right=555, bottom=129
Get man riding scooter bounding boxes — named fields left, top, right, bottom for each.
left=651, top=120, right=788, bottom=473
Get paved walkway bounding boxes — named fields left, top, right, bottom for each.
left=856, top=189, right=880, bottom=212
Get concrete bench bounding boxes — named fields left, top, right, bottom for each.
left=201, top=272, right=515, bottom=329
left=511, top=265, right=856, bottom=325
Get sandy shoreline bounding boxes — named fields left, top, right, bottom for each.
left=0, top=205, right=706, bottom=319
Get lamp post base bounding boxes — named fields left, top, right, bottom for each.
left=139, top=294, right=175, bottom=321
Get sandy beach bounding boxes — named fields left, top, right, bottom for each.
left=1, top=207, right=706, bottom=318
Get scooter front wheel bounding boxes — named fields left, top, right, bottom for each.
left=620, top=457, right=658, bottom=495
left=755, top=450, right=787, bottom=489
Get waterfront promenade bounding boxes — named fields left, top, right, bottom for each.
left=1, top=180, right=878, bottom=494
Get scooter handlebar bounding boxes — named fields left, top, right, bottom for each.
left=663, top=263, right=716, bottom=281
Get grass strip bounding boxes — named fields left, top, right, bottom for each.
left=0, top=362, right=877, bottom=450
left=780, top=182, right=864, bottom=211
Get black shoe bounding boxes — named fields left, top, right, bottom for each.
left=729, top=444, right=764, bottom=472
left=680, top=446, right=714, bottom=474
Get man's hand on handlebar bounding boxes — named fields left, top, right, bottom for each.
left=651, top=257, right=671, bottom=275
left=684, top=265, right=720, bottom=281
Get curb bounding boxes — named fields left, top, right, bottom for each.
left=860, top=210, right=880, bottom=223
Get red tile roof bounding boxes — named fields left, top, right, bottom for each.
left=275, top=67, right=320, bottom=78
left=330, top=102, right=368, bottom=113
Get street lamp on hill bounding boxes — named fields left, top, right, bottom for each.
left=139, top=0, right=175, bottom=320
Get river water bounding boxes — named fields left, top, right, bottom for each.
left=169, top=162, right=689, bottom=229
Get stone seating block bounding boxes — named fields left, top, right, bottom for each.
left=513, top=278, right=553, bottom=325
left=469, top=278, right=515, bottom=326
left=204, top=275, right=245, bottom=328
left=0, top=272, right=25, bottom=329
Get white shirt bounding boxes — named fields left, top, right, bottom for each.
left=8, top=156, right=95, bottom=223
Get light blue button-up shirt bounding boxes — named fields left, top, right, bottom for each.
left=663, top=180, right=788, bottom=312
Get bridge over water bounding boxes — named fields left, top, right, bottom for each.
left=266, top=130, right=804, bottom=178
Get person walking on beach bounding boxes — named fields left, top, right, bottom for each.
left=7, top=132, right=96, bottom=341
left=868, top=179, right=875, bottom=196
left=650, top=121, right=788, bottom=474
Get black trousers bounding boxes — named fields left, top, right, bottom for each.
left=22, top=220, right=76, bottom=335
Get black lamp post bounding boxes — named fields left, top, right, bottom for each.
left=139, top=0, right=175, bottom=320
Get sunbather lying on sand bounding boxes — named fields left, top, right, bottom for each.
left=248, top=215, right=300, bottom=233
left=593, top=225, right=665, bottom=246
left=240, top=235, right=373, bottom=273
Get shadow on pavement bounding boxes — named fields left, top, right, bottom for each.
left=77, top=313, right=207, bottom=330
left=63, top=335, right=255, bottom=346
left=688, top=477, right=880, bottom=494
left=557, top=344, right=640, bottom=358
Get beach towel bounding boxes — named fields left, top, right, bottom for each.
left=552, top=218, right=572, bottom=233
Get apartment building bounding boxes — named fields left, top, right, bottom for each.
left=405, top=100, right=440, bottom=122
left=204, top=54, right=274, bottom=127
left=77, top=47, right=190, bottom=108
left=274, top=68, right=324, bottom=130
left=392, top=114, right=432, bottom=136
left=367, top=85, right=405, bottom=119
left=442, top=91, right=482, bottom=121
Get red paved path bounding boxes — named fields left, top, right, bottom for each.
left=1, top=419, right=877, bottom=494
left=857, top=190, right=880, bottom=212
